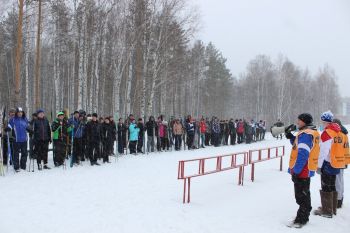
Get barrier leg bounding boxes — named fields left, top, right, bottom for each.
left=280, top=157, right=283, bottom=171
left=238, top=166, right=242, bottom=185
left=183, top=179, right=187, bottom=204
left=242, top=166, right=245, bottom=186
left=251, top=163, right=255, bottom=182
left=187, top=178, right=191, bottom=203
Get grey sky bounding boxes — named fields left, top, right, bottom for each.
left=191, top=0, right=350, bottom=97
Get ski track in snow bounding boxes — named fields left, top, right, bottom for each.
left=1, top=133, right=349, bottom=233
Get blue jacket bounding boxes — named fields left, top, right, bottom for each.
left=288, top=132, right=315, bottom=177
left=68, top=117, right=84, bottom=139
left=9, top=116, right=29, bottom=143
left=129, top=123, right=140, bottom=141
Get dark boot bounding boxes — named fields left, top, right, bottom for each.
left=314, top=190, right=333, bottom=218
left=43, top=164, right=51, bottom=169
left=337, top=198, right=343, bottom=208
left=333, top=192, right=338, bottom=215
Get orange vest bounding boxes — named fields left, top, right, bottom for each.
left=344, top=133, right=350, bottom=165
left=289, top=129, right=320, bottom=172
left=326, top=129, right=346, bottom=168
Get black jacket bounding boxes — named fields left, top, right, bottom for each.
left=33, top=117, right=51, bottom=142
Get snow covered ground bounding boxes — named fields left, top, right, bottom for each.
left=1, top=133, right=349, bottom=233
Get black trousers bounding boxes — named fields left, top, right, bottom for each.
left=137, top=135, right=144, bottom=153
left=13, top=142, right=28, bottom=170
left=187, top=133, right=194, bottom=149
left=35, top=140, right=49, bottom=165
left=205, top=133, right=211, bottom=146
left=53, top=140, right=66, bottom=166
left=129, top=140, right=137, bottom=154
left=73, top=138, right=84, bottom=163
left=237, top=133, right=243, bottom=144
left=292, top=176, right=312, bottom=224
left=321, top=173, right=336, bottom=192
left=88, top=141, right=100, bottom=163
left=118, top=136, right=124, bottom=154
left=174, top=135, right=182, bottom=150
left=230, top=133, right=236, bottom=145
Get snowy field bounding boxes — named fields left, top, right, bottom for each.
left=1, top=133, right=349, bottom=233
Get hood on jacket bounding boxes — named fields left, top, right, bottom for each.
left=325, top=122, right=341, bottom=133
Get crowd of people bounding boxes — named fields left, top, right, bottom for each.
left=1, top=107, right=349, bottom=229
left=0, top=107, right=267, bottom=172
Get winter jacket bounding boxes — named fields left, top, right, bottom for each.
left=33, top=117, right=51, bottom=142
left=146, top=120, right=157, bottom=137
left=129, top=123, right=140, bottom=141
left=86, top=120, right=101, bottom=143
left=237, top=122, right=244, bottom=134
left=101, top=123, right=114, bottom=143
left=212, top=121, right=220, bottom=134
left=288, top=125, right=319, bottom=178
left=158, top=121, right=168, bottom=138
left=173, top=122, right=183, bottom=135
left=319, top=123, right=342, bottom=175
left=52, top=118, right=71, bottom=141
left=185, top=121, right=195, bottom=135
left=228, top=121, right=236, bottom=134
left=68, top=117, right=84, bottom=139
left=9, top=115, right=29, bottom=143
left=199, top=121, right=206, bottom=134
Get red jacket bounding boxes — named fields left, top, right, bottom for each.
left=200, top=121, right=206, bottom=133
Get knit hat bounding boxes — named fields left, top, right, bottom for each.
left=321, top=110, right=334, bottom=123
left=298, top=113, right=313, bottom=125
left=37, top=109, right=45, bottom=114
left=321, top=111, right=334, bottom=123
left=57, top=111, right=65, bottom=117
left=92, top=113, right=98, bottom=118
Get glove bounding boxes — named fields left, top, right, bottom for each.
left=285, top=124, right=296, bottom=134
left=285, top=132, right=293, bottom=139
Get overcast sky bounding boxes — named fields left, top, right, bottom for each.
left=191, top=0, right=350, bottom=97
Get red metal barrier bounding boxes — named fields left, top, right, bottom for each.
left=178, top=152, right=248, bottom=203
left=249, top=146, right=285, bottom=182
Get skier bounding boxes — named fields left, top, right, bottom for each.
left=28, top=113, right=37, bottom=162
left=199, top=117, right=206, bottom=148
left=117, top=118, right=127, bottom=155
left=2, top=108, right=15, bottom=165
left=173, top=118, right=183, bottom=151
left=51, top=112, right=71, bottom=167
left=85, top=113, right=101, bottom=166
left=109, top=116, right=117, bottom=155
left=146, top=116, right=156, bottom=153
left=68, top=111, right=85, bottom=165
left=211, top=117, right=221, bottom=147
left=185, top=115, right=195, bottom=150
left=205, top=117, right=211, bottom=146
left=137, top=118, right=144, bottom=153
left=236, top=119, right=244, bottom=144
left=314, top=111, right=345, bottom=218
left=286, top=113, right=320, bottom=228
left=101, top=117, right=113, bottom=163
left=333, top=118, right=349, bottom=209
left=128, top=118, right=139, bottom=155
left=8, top=107, right=30, bottom=172
left=33, top=109, right=52, bottom=170
left=228, top=119, right=236, bottom=145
